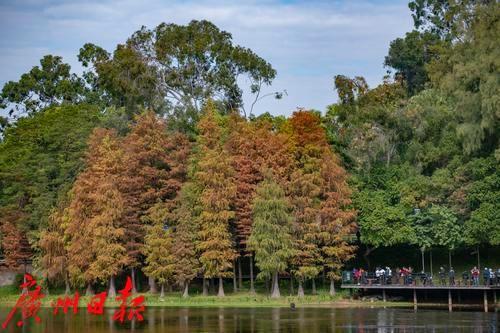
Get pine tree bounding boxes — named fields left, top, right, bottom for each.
left=194, top=102, right=237, bottom=297
left=248, top=177, right=294, bottom=298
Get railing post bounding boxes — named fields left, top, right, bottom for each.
left=382, top=289, right=386, bottom=302
left=413, top=289, right=417, bottom=311
left=484, top=290, right=488, bottom=312
left=448, top=289, right=452, bottom=312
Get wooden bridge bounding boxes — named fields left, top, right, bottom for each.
left=341, top=283, right=499, bottom=312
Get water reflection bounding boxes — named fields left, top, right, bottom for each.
left=0, top=306, right=497, bottom=332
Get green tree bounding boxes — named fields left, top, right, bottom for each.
left=0, top=105, right=101, bottom=240
left=248, top=177, right=294, bottom=298
left=1, top=55, right=85, bottom=118
left=194, top=102, right=237, bottom=297
left=172, top=183, right=202, bottom=298
left=427, top=2, right=499, bottom=154
left=385, top=30, right=443, bottom=95
left=143, top=203, right=176, bottom=298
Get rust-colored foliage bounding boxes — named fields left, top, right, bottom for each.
left=120, top=111, right=190, bottom=267
left=287, top=110, right=357, bottom=281
left=0, top=208, right=31, bottom=269
left=39, top=205, right=68, bottom=282
left=66, top=128, right=128, bottom=285
left=226, top=115, right=294, bottom=254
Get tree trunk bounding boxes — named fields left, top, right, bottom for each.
left=249, top=255, right=255, bottom=294
left=233, top=260, right=238, bottom=293
left=149, top=276, right=157, bottom=294
left=297, top=280, right=304, bottom=298
left=271, top=272, right=280, bottom=298
left=64, top=276, right=71, bottom=295
left=430, top=250, right=433, bottom=277
left=209, top=278, right=215, bottom=294
left=218, top=277, right=225, bottom=297
left=363, top=247, right=373, bottom=269
left=108, top=276, right=117, bottom=298
left=329, top=279, right=336, bottom=297
left=160, top=283, right=165, bottom=299
left=448, top=250, right=452, bottom=269
left=182, top=281, right=189, bottom=298
left=421, top=248, right=425, bottom=273
left=238, top=257, right=243, bottom=290
left=131, top=267, right=137, bottom=293
left=477, top=246, right=480, bottom=270
left=85, top=283, right=94, bottom=296
left=311, top=279, right=317, bottom=295
left=290, top=277, right=294, bottom=295
left=202, top=277, right=208, bottom=296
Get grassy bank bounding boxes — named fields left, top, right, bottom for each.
left=0, top=285, right=413, bottom=308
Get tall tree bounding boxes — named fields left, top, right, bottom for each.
left=318, top=150, right=357, bottom=296
left=66, top=128, right=128, bottom=295
left=194, top=102, right=237, bottom=297
left=172, top=183, right=202, bottom=298
left=0, top=55, right=85, bottom=118
left=120, top=111, right=190, bottom=291
left=427, top=2, right=499, bottom=154
left=287, top=111, right=327, bottom=296
left=142, top=202, right=176, bottom=298
left=39, top=204, right=71, bottom=293
left=385, top=30, right=443, bottom=95
left=0, top=208, right=31, bottom=270
left=248, top=177, right=294, bottom=298
left=0, top=105, right=101, bottom=237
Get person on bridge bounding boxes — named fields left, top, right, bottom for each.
left=471, top=266, right=480, bottom=286
left=449, top=267, right=455, bottom=286
left=439, top=266, right=446, bottom=286
left=483, top=267, right=490, bottom=286
left=385, top=267, right=392, bottom=285
left=488, top=268, right=495, bottom=286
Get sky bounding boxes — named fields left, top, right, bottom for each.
left=0, top=0, right=414, bottom=117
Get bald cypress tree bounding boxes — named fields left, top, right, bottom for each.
left=318, top=150, right=357, bottom=296
left=40, top=204, right=71, bottom=293
left=120, top=111, right=190, bottom=292
left=172, top=183, right=202, bottom=298
left=248, top=176, right=294, bottom=298
left=194, top=102, right=237, bottom=297
left=143, top=202, right=176, bottom=298
left=66, top=128, right=128, bottom=296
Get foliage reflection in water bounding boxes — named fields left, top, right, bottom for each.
left=0, top=306, right=498, bottom=332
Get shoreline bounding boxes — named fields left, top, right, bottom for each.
left=0, top=291, right=496, bottom=310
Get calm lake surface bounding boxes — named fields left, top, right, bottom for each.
left=0, top=307, right=498, bottom=332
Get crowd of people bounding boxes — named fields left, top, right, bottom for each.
left=348, top=266, right=500, bottom=287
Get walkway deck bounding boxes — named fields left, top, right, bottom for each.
left=341, top=284, right=499, bottom=312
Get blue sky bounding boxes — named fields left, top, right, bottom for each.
left=0, top=0, right=413, bottom=116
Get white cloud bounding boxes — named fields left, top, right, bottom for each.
left=0, top=0, right=413, bottom=116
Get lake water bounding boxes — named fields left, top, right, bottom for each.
left=0, top=306, right=498, bottom=332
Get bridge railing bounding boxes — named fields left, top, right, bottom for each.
left=341, top=270, right=500, bottom=287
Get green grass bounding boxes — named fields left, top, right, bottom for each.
left=0, top=286, right=383, bottom=308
